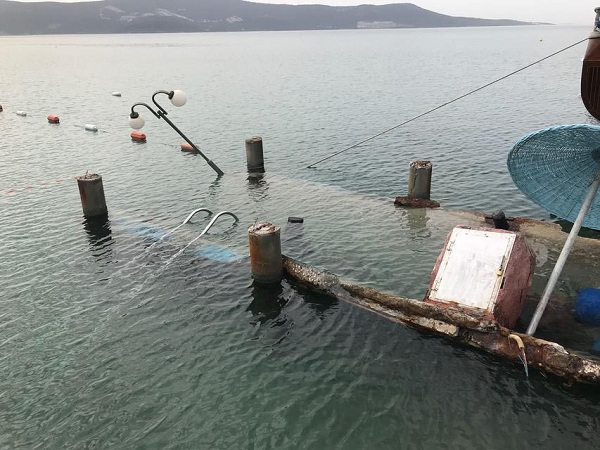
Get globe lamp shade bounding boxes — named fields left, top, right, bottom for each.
left=170, top=90, right=187, bottom=107
left=129, top=114, right=145, bottom=130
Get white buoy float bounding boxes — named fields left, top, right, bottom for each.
left=111, top=92, right=122, bottom=97
left=16, top=111, right=27, bottom=117
left=85, top=124, right=98, bottom=132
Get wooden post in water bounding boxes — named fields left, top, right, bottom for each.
left=408, top=160, right=433, bottom=200
left=245, top=137, right=265, bottom=176
left=248, top=222, right=282, bottom=284
left=77, top=173, right=108, bottom=218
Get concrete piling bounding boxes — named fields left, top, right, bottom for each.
left=408, top=160, right=433, bottom=200
left=248, top=222, right=282, bottom=284
left=395, top=160, right=440, bottom=208
left=245, top=137, right=265, bottom=176
left=77, top=173, right=108, bottom=218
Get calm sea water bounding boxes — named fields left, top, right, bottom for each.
left=1, top=27, right=600, bottom=449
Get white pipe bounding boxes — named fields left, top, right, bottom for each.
left=527, top=173, right=600, bottom=335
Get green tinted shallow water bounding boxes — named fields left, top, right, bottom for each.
left=1, top=27, right=600, bottom=449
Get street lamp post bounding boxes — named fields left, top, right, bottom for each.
left=129, top=90, right=224, bottom=176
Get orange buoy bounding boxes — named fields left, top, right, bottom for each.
left=180, top=142, right=197, bottom=152
left=130, top=131, right=146, bottom=143
left=47, top=114, right=60, bottom=124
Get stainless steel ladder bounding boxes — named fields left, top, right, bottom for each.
left=164, top=208, right=239, bottom=264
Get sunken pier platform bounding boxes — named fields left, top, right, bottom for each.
left=282, top=212, right=600, bottom=385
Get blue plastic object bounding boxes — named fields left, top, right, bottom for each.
left=194, top=245, right=243, bottom=263
left=575, top=287, right=600, bottom=325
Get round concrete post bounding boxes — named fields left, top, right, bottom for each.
left=77, top=173, right=108, bottom=218
left=408, top=160, right=432, bottom=200
left=248, top=222, right=282, bottom=284
left=245, top=137, right=265, bottom=176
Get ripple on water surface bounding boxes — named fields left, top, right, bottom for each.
left=2, top=27, right=600, bottom=449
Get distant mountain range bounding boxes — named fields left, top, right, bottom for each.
left=0, top=0, right=535, bottom=35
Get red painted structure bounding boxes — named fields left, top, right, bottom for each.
left=426, top=226, right=535, bottom=329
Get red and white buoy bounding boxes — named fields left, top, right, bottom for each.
left=130, top=131, right=147, bottom=143
left=47, top=114, right=60, bottom=124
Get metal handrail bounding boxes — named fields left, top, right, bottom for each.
left=166, top=211, right=239, bottom=264
left=180, top=211, right=239, bottom=251
left=154, top=208, right=213, bottom=246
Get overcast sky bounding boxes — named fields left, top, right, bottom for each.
left=10, top=0, right=599, bottom=25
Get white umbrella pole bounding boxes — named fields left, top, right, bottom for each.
left=527, top=173, right=600, bottom=335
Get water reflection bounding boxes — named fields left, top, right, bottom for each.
left=248, top=278, right=338, bottom=326
left=247, top=281, right=286, bottom=325
left=299, top=285, right=338, bottom=319
left=405, top=207, right=429, bottom=231
left=404, top=208, right=433, bottom=252
left=82, top=215, right=112, bottom=248
left=206, top=175, right=223, bottom=201
left=246, top=174, right=269, bottom=202
left=554, top=217, right=600, bottom=239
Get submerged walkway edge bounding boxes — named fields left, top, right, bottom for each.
left=282, top=255, right=600, bottom=385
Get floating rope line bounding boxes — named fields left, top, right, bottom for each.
left=1, top=178, right=65, bottom=195
left=306, top=37, right=589, bottom=169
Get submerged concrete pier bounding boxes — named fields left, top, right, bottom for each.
left=281, top=213, right=600, bottom=385
left=282, top=254, right=600, bottom=385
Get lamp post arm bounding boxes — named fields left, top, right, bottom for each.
left=158, top=111, right=224, bottom=177
left=131, top=102, right=160, bottom=119
left=152, top=90, right=172, bottom=115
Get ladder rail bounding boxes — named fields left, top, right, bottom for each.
left=166, top=211, right=239, bottom=264
left=181, top=211, right=239, bottom=251
left=155, top=208, right=213, bottom=244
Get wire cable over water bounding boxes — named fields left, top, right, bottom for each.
left=305, top=37, right=589, bottom=169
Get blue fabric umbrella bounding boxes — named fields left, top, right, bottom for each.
left=508, top=124, right=600, bottom=230
left=508, top=124, right=600, bottom=335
